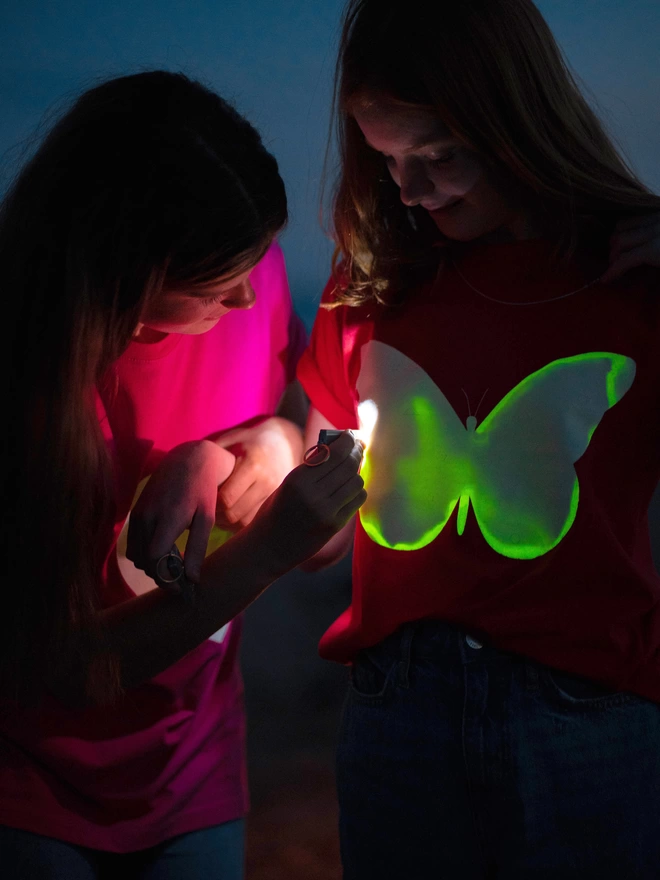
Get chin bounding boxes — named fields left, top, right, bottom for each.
left=431, top=214, right=506, bottom=243
left=190, top=322, right=220, bottom=334
left=432, top=222, right=483, bottom=242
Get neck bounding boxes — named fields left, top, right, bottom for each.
left=132, top=323, right=169, bottom=344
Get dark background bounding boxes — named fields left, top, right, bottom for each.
left=1, top=2, right=659, bottom=876
left=1, top=0, right=659, bottom=329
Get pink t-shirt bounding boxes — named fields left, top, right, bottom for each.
left=0, top=243, right=305, bottom=852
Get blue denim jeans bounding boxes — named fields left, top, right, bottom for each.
left=337, top=620, right=660, bottom=879
left=0, top=820, right=245, bottom=880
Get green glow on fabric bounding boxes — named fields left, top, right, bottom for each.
left=360, top=448, right=372, bottom=491
left=474, top=478, right=580, bottom=559
left=456, top=494, right=470, bottom=536
left=356, top=343, right=636, bottom=559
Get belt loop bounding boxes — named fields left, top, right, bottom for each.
left=396, top=624, right=415, bottom=689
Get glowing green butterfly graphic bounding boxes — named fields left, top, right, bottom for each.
left=356, top=341, right=636, bottom=559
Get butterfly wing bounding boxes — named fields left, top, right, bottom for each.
left=356, top=340, right=470, bottom=550
left=471, top=352, right=635, bottom=558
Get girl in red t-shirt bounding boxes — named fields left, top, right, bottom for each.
left=299, top=1, right=660, bottom=877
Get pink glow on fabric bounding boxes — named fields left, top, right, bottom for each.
left=0, top=243, right=305, bottom=852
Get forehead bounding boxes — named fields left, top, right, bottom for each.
left=166, top=264, right=254, bottom=297
left=352, top=97, right=455, bottom=150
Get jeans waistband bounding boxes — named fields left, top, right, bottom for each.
left=362, top=620, right=540, bottom=691
left=365, top=619, right=510, bottom=670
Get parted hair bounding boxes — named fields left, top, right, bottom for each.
left=0, top=71, right=287, bottom=705
left=330, top=0, right=660, bottom=306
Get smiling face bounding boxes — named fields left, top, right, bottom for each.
left=134, top=265, right=256, bottom=341
left=353, top=97, right=542, bottom=243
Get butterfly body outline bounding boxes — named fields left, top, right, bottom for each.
left=356, top=341, right=636, bottom=559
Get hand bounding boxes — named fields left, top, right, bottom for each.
left=126, top=440, right=236, bottom=583
left=601, top=212, right=660, bottom=283
left=246, top=432, right=366, bottom=576
left=212, top=416, right=304, bottom=529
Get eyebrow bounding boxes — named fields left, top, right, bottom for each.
left=363, top=134, right=457, bottom=153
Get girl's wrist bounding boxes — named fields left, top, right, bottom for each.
left=202, top=515, right=289, bottom=587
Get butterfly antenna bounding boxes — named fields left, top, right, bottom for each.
left=474, top=388, right=489, bottom=421
left=461, top=388, right=472, bottom=417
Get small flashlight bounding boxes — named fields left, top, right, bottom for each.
left=318, top=430, right=364, bottom=469
left=318, top=429, right=350, bottom=445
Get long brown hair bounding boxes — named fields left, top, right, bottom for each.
left=0, top=71, right=287, bottom=705
left=330, top=0, right=660, bottom=306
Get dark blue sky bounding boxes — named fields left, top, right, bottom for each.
left=1, top=0, right=658, bottom=327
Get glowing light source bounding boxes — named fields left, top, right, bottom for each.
left=355, top=398, right=379, bottom=448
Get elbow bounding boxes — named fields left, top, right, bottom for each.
left=299, top=520, right=355, bottom=572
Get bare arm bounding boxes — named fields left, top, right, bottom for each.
left=298, top=405, right=358, bottom=572
left=47, top=433, right=365, bottom=706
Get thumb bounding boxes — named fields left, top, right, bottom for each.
left=182, top=509, right=214, bottom=583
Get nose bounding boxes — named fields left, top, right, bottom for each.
left=398, top=162, right=434, bottom=207
left=224, top=280, right=256, bottom=310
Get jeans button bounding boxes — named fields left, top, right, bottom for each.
left=465, top=635, right=483, bottom=649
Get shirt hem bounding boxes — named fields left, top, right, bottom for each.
left=0, top=799, right=249, bottom=854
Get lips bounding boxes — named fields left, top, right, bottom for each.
left=427, top=199, right=462, bottom=213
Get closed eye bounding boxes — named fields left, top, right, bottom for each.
left=201, top=294, right=224, bottom=305
left=381, top=151, right=456, bottom=168
left=430, top=151, right=456, bottom=166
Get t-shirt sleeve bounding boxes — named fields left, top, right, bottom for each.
left=297, top=277, right=360, bottom=430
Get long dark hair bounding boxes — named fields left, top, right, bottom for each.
left=0, top=71, right=287, bottom=705
left=330, top=0, right=660, bottom=306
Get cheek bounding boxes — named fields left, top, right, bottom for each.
left=385, top=161, right=400, bottom=187
left=437, top=155, right=485, bottom=197
left=143, top=301, right=210, bottom=328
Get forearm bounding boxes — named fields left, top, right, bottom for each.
left=49, top=423, right=364, bottom=706
left=51, top=526, right=284, bottom=705
left=297, top=404, right=356, bottom=569
left=299, top=517, right=356, bottom=571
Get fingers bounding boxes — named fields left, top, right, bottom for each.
left=180, top=509, right=214, bottom=582
left=331, top=472, right=366, bottom=507
left=217, top=460, right=254, bottom=511
left=217, top=481, right=265, bottom=527
left=148, top=511, right=185, bottom=565
left=336, top=486, right=368, bottom=524
left=147, top=506, right=213, bottom=583
left=305, top=432, right=362, bottom=482
left=292, top=452, right=365, bottom=514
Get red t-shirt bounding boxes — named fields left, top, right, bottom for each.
left=298, top=238, right=660, bottom=701
left=0, top=243, right=306, bottom=852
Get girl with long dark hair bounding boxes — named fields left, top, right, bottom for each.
left=0, top=70, right=365, bottom=877
left=298, top=1, right=660, bottom=876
